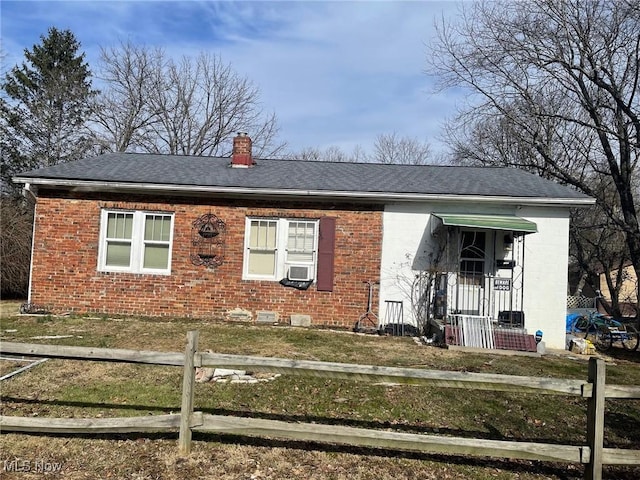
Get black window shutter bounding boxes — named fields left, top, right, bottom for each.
left=317, top=217, right=336, bottom=291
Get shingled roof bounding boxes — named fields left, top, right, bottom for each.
left=13, top=152, right=592, bottom=205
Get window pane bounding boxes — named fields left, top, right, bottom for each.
left=250, top=220, right=277, bottom=249
left=248, top=251, right=276, bottom=275
left=145, top=215, right=171, bottom=241
left=107, top=213, right=133, bottom=239
left=106, top=241, right=131, bottom=267
left=287, top=221, right=315, bottom=252
left=461, top=231, right=485, bottom=259
left=461, top=260, right=484, bottom=276
left=286, top=221, right=315, bottom=267
left=102, top=210, right=173, bottom=273
left=144, top=244, right=169, bottom=269
left=250, top=222, right=259, bottom=247
left=287, top=252, right=314, bottom=263
left=107, top=214, right=116, bottom=237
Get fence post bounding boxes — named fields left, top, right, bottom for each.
left=585, top=357, right=605, bottom=480
left=178, top=330, right=199, bottom=455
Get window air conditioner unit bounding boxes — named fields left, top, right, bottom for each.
left=288, top=264, right=312, bottom=281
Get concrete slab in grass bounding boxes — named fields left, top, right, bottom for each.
left=290, top=314, right=312, bottom=327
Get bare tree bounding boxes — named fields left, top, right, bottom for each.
left=372, top=132, right=432, bottom=165
left=93, top=44, right=286, bottom=158
left=2, top=27, right=95, bottom=297
left=431, top=0, right=640, bottom=318
left=0, top=196, right=34, bottom=298
left=284, top=145, right=367, bottom=163
left=570, top=184, right=630, bottom=316
left=91, top=42, right=165, bottom=153
left=285, top=135, right=431, bottom=164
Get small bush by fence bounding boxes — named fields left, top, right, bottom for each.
left=1, top=331, right=639, bottom=480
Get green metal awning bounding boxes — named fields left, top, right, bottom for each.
left=433, top=213, right=538, bottom=234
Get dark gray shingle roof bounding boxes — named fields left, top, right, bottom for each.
left=14, top=152, right=591, bottom=202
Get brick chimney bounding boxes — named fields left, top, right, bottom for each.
left=231, top=132, right=254, bottom=168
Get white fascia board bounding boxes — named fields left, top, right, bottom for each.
left=12, top=177, right=596, bottom=207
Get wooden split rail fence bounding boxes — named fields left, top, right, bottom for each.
left=1, top=331, right=640, bottom=480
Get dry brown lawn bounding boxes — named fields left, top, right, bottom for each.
left=1, top=304, right=639, bottom=479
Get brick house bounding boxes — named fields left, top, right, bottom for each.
left=14, top=134, right=593, bottom=349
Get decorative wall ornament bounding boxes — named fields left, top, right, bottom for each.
left=191, top=213, right=226, bottom=268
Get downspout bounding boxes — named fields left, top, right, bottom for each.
left=22, top=183, right=38, bottom=304
left=491, top=231, right=498, bottom=318
left=22, top=182, right=38, bottom=203
left=521, top=234, right=526, bottom=328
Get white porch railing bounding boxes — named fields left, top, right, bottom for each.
left=449, top=315, right=495, bottom=349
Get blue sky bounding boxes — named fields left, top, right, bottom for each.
left=1, top=0, right=465, bottom=157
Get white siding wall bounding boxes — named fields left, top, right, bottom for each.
left=519, top=206, right=571, bottom=349
left=379, top=204, right=435, bottom=327
left=379, top=203, right=570, bottom=350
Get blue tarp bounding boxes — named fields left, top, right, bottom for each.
left=566, top=313, right=583, bottom=333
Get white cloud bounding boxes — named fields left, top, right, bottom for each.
left=1, top=0, right=467, bottom=157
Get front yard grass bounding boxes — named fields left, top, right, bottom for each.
left=1, top=306, right=639, bottom=479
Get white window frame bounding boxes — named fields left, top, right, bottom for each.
left=242, top=217, right=318, bottom=281
left=98, top=209, right=174, bottom=275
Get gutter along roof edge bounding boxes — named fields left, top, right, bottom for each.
left=13, top=177, right=596, bottom=207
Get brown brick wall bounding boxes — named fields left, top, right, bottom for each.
left=29, top=190, right=383, bottom=328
